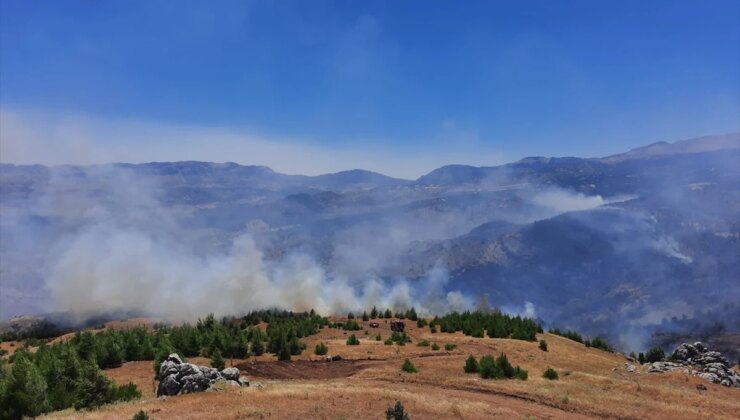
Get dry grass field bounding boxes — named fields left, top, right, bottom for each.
left=38, top=317, right=740, bottom=420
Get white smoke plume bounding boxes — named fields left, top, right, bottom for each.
left=40, top=166, right=475, bottom=321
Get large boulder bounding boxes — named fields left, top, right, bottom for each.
left=221, top=367, right=240, bottom=381
left=156, top=354, right=250, bottom=396
left=652, top=343, right=740, bottom=387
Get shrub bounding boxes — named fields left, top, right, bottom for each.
left=478, top=355, right=500, bottom=379
left=250, top=334, right=265, bottom=356
left=543, top=367, right=559, bottom=380
left=444, top=343, right=456, bottom=351
left=342, top=319, right=361, bottom=331
left=539, top=339, right=548, bottom=351
left=464, top=355, right=479, bottom=373
left=74, top=362, right=116, bottom=410
left=417, top=340, right=430, bottom=347
left=514, top=366, right=528, bottom=380
left=314, top=342, right=328, bottom=356
left=587, top=337, right=612, bottom=352
left=278, top=344, right=291, bottom=361
left=385, top=400, right=410, bottom=420
left=637, top=352, right=646, bottom=364
left=210, top=349, right=226, bottom=370
left=114, top=382, right=141, bottom=402
left=133, top=410, right=150, bottom=420
left=401, top=359, right=417, bottom=373
left=346, top=334, right=360, bottom=346
left=431, top=342, right=440, bottom=351
left=375, top=334, right=382, bottom=341
left=645, top=347, right=665, bottom=363
left=384, top=338, right=394, bottom=346
left=417, top=318, right=427, bottom=328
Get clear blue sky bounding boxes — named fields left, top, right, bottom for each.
left=1, top=0, right=738, bottom=177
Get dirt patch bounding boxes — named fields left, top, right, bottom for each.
left=235, top=359, right=381, bottom=380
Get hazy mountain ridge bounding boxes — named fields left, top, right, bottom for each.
left=1, top=133, right=738, bottom=354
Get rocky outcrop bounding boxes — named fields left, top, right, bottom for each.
left=648, top=342, right=740, bottom=387
left=156, top=353, right=250, bottom=397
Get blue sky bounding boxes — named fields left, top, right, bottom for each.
left=1, top=0, right=738, bottom=177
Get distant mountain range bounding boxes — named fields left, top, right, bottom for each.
left=1, top=133, right=739, bottom=356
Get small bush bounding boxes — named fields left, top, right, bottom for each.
left=543, top=367, right=559, bottom=380
left=132, top=410, right=150, bottom=420
left=210, top=349, right=225, bottom=370
left=343, top=319, right=361, bottom=331
left=645, top=347, right=665, bottom=363
left=401, top=358, right=417, bottom=373
left=417, top=340, right=430, bottom=347
left=314, top=342, right=328, bottom=356
left=444, top=343, right=456, bottom=351
left=478, top=355, right=500, bottom=379
left=384, top=338, right=394, bottom=346
left=385, top=400, right=410, bottom=420
left=514, top=366, right=528, bottom=380
left=539, top=339, right=548, bottom=351
left=464, top=355, right=479, bottom=373
left=431, top=342, right=440, bottom=351
left=114, top=382, right=141, bottom=402
left=346, top=334, right=360, bottom=346
left=417, top=318, right=427, bottom=328
left=375, top=334, right=382, bottom=341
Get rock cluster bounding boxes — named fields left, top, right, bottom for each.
left=648, top=342, right=740, bottom=387
left=157, top=353, right=249, bottom=397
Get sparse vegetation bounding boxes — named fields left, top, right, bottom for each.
left=314, top=342, right=328, bottom=356
left=132, top=410, right=150, bottom=420
left=543, top=367, right=559, bottom=380
left=401, top=358, right=417, bottom=373
left=342, top=319, right=362, bottom=331
left=469, top=353, right=527, bottom=380
left=385, top=400, right=410, bottom=420
left=417, top=340, right=430, bottom=347
left=444, top=343, right=457, bottom=351
left=346, top=334, right=360, bottom=345
left=431, top=342, right=440, bottom=351
left=464, top=355, right=479, bottom=373
left=645, top=347, right=665, bottom=363
left=210, top=349, right=225, bottom=370
left=549, top=328, right=583, bottom=343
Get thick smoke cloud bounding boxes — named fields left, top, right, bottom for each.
left=40, top=166, right=477, bottom=321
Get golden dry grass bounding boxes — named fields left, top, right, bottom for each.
left=41, top=318, right=740, bottom=419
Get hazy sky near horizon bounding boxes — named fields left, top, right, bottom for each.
left=1, top=0, right=739, bottom=178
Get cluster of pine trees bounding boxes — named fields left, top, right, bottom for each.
left=549, top=328, right=612, bottom=352
left=0, top=342, right=140, bottom=419
left=365, top=306, right=418, bottom=321
left=430, top=311, right=542, bottom=341
left=463, top=353, right=528, bottom=380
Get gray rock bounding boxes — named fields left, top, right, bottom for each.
left=660, top=343, right=740, bottom=388
left=200, top=366, right=221, bottom=381
left=166, top=353, right=184, bottom=365
left=175, top=363, right=202, bottom=381
left=159, top=360, right=179, bottom=380
left=221, top=367, right=240, bottom=381
left=179, top=374, right=211, bottom=395
left=157, top=375, right=181, bottom=397
left=238, top=376, right=250, bottom=387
